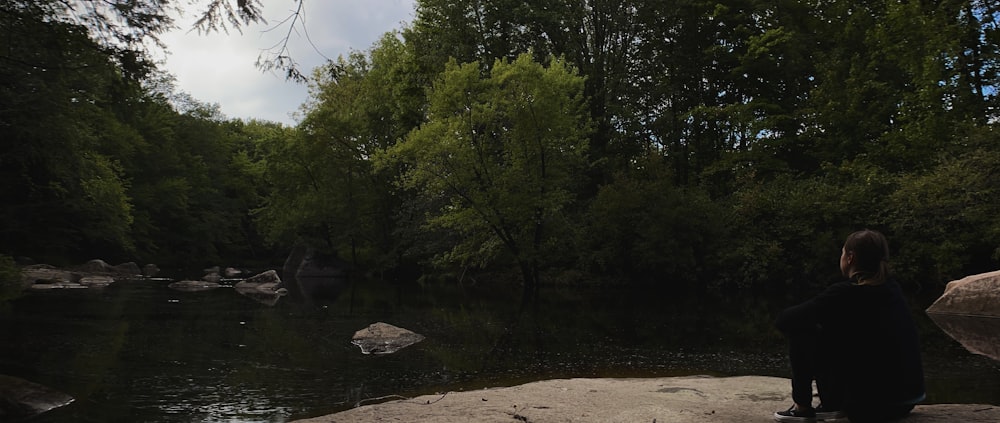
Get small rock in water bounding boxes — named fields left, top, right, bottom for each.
left=351, top=322, right=425, bottom=355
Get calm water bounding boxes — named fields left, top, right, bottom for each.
left=0, top=277, right=997, bottom=422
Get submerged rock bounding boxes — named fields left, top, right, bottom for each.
left=0, top=374, right=74, bottom=421
left=351, top=322, right=425, bottom=355
left=167, top=280, right=221, bottom=292
left=927, top=270, right=1000, bottom=317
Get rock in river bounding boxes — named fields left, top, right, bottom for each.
left=0, top=374, right=74, bottom=420
left=351, top=322, right=425, bottom=355
left=926, top=270, right=1000, bottom=317
left=167, top=280, right=221, bottom=292
left=234, top=270, right=286, bottom=306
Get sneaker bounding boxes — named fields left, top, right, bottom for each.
left=815, top=405, right=846, bottom=421
left=774, top=405, right=816, bottom=422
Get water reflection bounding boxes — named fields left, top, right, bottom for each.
left=928, top=313, right=1000, bottom=362
left=1, top=279, right=998, bottom=422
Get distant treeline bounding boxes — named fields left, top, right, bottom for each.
left=2, top=0, right=999, bottom=293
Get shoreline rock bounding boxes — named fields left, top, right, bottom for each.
left=0, top=374, right=74, bottom=420
left=927, top=270, right=1000, bottom=317
left=290, top=376, right=1000, bottom=423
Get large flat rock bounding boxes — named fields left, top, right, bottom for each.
left=291, top=375, right=1000, bottom=423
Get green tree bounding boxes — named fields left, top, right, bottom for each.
left=0, top=3, right=136, bottom=261
left=583, top=154, right=723, bottom=285
left=381, top=54, right=591, bottom=290
left=889, top=129, right=1000, bottom=285
left=256, top=33, right=423, bottom=272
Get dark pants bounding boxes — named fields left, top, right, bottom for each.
left=787, top=329, right=915, bottom=422
left=787, top=327, right=845, bottom=409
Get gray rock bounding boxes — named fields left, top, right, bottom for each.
left=202, top=272, right=222, bottom=283
left=351, top=322, right=425, bottom=355
left=167, top=280, right=221, bottom=292
left=113, top=262, right=141, bottom=276
left=224, top=267, right=242, bottom=278
left=243, top=270, right=281, bottom=285
left=234, top=270, right=286, bottom=306
left=289, top=375, right=1000, bottom=423
left=927, top=270, right=1000, bottom=317
left=79, top=276, right=115, bottom=288
left=21, top=266, right=79, bottom=287
left=0, top=374, right=74, bottom=420
left=79, top=259, right=115, bottom=273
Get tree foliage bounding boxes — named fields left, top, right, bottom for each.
left=4, top=0, right=1000, bottom=294
left=381, top=54, right=591, bottom=288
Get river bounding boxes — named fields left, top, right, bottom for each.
left=0, top=276, right=997, bottom=422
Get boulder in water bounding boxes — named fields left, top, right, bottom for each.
left=351, top=322, right=425, bottom=355
left=926, top=270, right=1000, bottom=317
left=0, top=374, right=74, bottom=420
left=234, top=270, right=286, bottom=306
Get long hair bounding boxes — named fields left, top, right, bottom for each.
left=844, top=229, right=891, bottom=284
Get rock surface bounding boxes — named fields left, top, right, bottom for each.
left=351, top=322, right=425, bottom=355
left=0, top=374, right=74, bottom=421
left=20, top=265, right=79, bottom=287
left=926, top=270, right=1000, bottom=317
left=234, top=270, right=286, bottom=306
left=21, top=260, right=147, bottom=291
left=79, top=275, right=115, bottom=288
left=291, top=375, right=1000, bottom=423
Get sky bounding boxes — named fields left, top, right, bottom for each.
left=159, top=0, right=416, bottom=126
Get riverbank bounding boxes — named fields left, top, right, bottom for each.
left=292, top=375, right=999, bottom=423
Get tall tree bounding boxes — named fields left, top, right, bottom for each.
left=381, top=54, right=591, bottom=291
left=257, top=33, right=423, bottom=271
left=0, top=2, right=136, bottom=261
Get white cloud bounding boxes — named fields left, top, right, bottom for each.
left=159, top=0, right=416, bottom=125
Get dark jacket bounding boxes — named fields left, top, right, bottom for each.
left=776, top=280, right=926, bottom=409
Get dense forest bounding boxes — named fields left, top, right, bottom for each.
left=2, top=0, right=1000, bottom=300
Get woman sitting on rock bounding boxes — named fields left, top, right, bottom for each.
left=774, top=229, right=925, bottom=422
